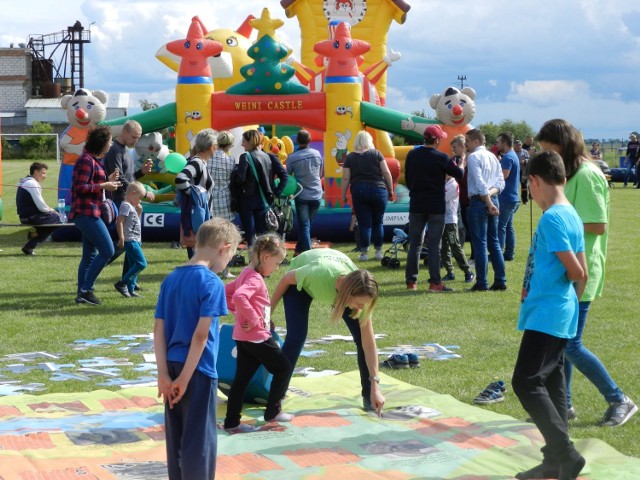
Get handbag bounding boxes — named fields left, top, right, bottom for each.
left=246, top=152, right=281, bottom=232
left=101, top=191, right=119, bottom=225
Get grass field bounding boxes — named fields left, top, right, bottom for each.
left=1, top=159, right=639, bottom=458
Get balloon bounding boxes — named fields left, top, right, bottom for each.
left=164, top=152, right=187, bottom=174
left=275, top=176, right=298, bottom=197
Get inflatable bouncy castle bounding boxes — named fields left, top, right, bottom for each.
left=52, top=0, right=482, bottom=242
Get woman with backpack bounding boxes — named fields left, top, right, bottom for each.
left=176, top=128, right=216, bottom=258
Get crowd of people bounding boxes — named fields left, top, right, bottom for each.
left=154, top=121, right=638, bottom=480
left=13, top=120, right=637, bottom=480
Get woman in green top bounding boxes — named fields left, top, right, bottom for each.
left=536, top=119, right=637, bottom=428
left=271, top=248, right=385, bottom=416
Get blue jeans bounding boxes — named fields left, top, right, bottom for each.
left=281, top=286, right=371, bottom=400
left=624, top=159, right=634, bottom=186
left=405, top=212, right=445, bottom=284
left=73, top=214, right=115, bottom=293
left=564, top=301, right=624, bottom=408
left=497, top=199, right=520, bottom=260
left=467, top=197, right=506, bottom=289
left=122, top=241, right=147, bottom=293
left=350, top=183, right=388, bottom=252
left=238, top=193, right=267, bottom=245
left=294, top=198, right=321, bottom=253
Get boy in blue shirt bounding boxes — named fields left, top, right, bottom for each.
left=154, top=218, right=242, bottom=480
left=512, top=151, right=588, bottom=480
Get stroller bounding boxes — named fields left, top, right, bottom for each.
left=381, top=228, right=410, bottom=269
left=380, top=224, right=429, bottom=269
left=272, top=181, right=303, bottom=265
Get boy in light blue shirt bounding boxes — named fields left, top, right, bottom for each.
left=511, top=151, right=588, bottom=480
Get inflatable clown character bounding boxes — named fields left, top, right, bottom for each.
left=59, top=88, right=107, bottom=166
left=401, top=86, right=476, bottom=156
left=58, top=88, right=108, bottom=204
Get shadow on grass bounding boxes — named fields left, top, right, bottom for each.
left=0, top=290, right=156, bottom=316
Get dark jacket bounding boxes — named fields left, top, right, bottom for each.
left=231, top=149, right=288, bottom=203
left=405, top=146, right=463, bottom=214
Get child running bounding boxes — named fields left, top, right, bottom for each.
left=114, top=181, right=147, bottom=298
left=511, top=151, right=588, bottom=480
left=223, top=233, right=293, bottom=433
left=154, top=218, right=242, bottom=480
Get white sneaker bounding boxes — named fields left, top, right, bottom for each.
left=358, top=253, right=369, bottom=261
left=266, top=411, right=295, bottom=423
left=374, top=249, right=384, bottom=260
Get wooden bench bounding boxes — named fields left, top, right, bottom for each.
left=0, top=223, right=76, bottom=228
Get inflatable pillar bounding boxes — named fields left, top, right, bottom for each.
left=315, top=22, right=370, bottom=208
left=165, top=17, right=223, bottom=155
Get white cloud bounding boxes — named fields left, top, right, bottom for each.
left=507, top=80, right=591, bottom=106
left=3, top=0, right=640, bottom=138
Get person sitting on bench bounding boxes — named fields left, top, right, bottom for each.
left=16, top=162, right=62, bottom=255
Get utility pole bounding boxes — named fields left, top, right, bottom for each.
left=457, top=75, right=467, bottom=89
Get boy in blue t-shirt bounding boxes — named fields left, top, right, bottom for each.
left=511, top=151, right=588, bottom=480
left=154, top=218, right=242, bottom=480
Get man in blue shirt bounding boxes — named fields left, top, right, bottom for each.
left=286, top=130, right=324, bottom=254
left=497, top=132, right=521, bottom=261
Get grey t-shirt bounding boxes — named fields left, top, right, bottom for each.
left=119, top=201, right=141, bottom=242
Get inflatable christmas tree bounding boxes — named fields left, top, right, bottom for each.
left=228, top=8, right=308, bottom=95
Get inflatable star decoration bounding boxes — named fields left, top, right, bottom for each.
left=251, top=7, right=284, bottom=40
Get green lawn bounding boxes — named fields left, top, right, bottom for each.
left=1, top=159, right=639, bottom=458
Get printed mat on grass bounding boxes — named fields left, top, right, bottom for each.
left=0, top=371, right=638, bottom=479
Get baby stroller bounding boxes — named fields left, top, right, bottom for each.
left=380, top=224, right=429, bottom=269
left=381, top=228, right=410, bottom=269
left=272, top=181, right=303, bottom=265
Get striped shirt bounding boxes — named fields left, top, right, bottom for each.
left=175, top=156, right=214, bottom=210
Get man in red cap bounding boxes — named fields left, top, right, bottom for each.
left=404, top=125, right=464, bottom=292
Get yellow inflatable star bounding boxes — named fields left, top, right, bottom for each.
left=250, top=8, right=284, bottom=40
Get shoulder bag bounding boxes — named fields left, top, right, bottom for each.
left=246, top=152, right=280, bottom=232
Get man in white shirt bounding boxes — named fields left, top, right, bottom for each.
left=465, top=129, right=506, bottom=291
left=16, top=162, right=62, bottom=255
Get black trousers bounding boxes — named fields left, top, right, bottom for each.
left=512, top=330, right=577, bottom=464
left=224, top=336, right=291, bottom=428
left=22, top=211, right=61, bottom=251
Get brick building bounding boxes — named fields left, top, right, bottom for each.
left=0, top=45, right=128, bottom=134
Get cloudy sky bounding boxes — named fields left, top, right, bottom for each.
left=4, top=0, right=640, bottom=140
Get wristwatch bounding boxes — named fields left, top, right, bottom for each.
left=369, top=375, right=380, bottom=384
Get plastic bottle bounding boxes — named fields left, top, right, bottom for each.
left=57, top=198, right=67, bottom=223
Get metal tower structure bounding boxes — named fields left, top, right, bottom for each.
left=27, top=21, right=91, bottom=93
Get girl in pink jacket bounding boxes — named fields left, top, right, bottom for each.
left=223, top=233, right=293, bottom=433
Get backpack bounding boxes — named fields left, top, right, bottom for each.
left=189, top=185, right=210, bottom=233
left=179, top=185, right=211, bottom=248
